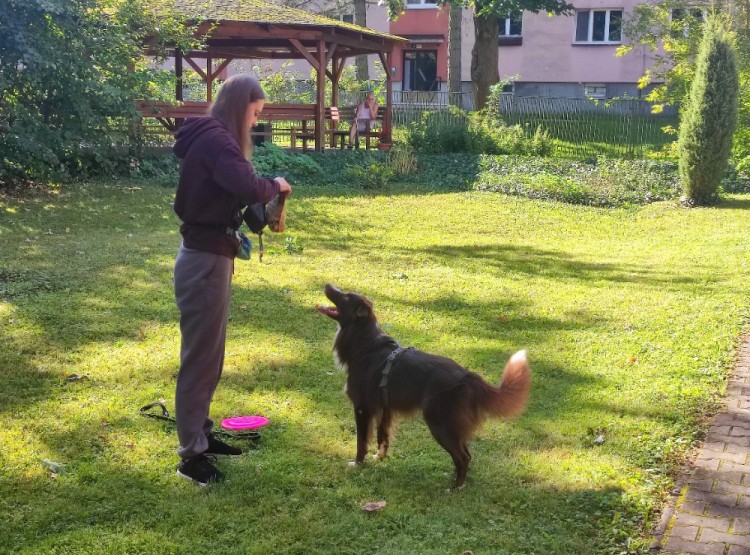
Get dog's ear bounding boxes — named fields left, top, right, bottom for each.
left=355, top=298, right=373, bottom=319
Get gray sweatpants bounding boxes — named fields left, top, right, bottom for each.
left=174, top=244, right=234, bottom=460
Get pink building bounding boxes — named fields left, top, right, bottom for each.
left=355, top=0, right=660, bottom=100
left=200, top=1, right=661, bottom=103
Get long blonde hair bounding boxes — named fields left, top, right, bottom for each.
left=209, top=74, right=265, bottom=158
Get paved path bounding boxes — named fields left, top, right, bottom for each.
left=653, top=335, right=750, bottom=555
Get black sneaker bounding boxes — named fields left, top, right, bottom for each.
left=177, top=454, right=224, bottom=486
left=205, top=434, right=243, bottom=457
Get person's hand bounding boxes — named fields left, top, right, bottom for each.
left=275, top=176, right=292, bottom=197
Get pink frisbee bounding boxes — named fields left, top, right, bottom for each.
left=221, top=415, right=269, bottom=431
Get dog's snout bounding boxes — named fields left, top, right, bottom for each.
left=324, top=283, right=343, bottom=302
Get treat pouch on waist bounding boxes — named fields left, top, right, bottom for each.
left=234, top=230, right=252, bottom=260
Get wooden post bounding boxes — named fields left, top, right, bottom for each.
left=316, top=40, right=326, bottom=152
left=175, top=49, right=184, bottom=129
left=386, top=51, right=393, bottom=143
left=331, top=59, right=339, bottom=109
left=330, top=57, right=345, bottom=148
left=207, top=57, right=213, bottom=102
left=175, top=49, right=183, bottom=102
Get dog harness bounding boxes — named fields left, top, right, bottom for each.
left=379, top=345, right=413, bottom=408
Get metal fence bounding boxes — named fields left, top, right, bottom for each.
left=339, top=91, right=474, bottom=126
left=339, top=91, right=676, bottom=158
left=497, top=95, right=678, bottom=158
left=135, top=87, right=678, bottom=158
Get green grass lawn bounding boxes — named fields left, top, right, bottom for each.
left=2, top=179, right=750, bottom=554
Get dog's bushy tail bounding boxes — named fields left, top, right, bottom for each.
left=477, top=350, right=530, bottom=419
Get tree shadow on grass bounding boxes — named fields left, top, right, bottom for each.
left=384, top=291, right=610, bottom=341
left=412, top=243, right=715, bottom=291
left=0, top=351, right=59, bottom=415
left=713, top=196, right=750, bottom=210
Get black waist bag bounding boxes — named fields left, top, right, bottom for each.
left=242, top=192, right=287, bottom=262
left=243, top=203, right=267, bottom=234
left=242, top=192, right=288, bottom=234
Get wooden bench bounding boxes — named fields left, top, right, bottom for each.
left=135, top=100, right=209, bottom=132
left=289, top=106, right=340, bottom=151
left=135, top=100, right=340, bottom=150
left=330, top=105, right=385, bottom=150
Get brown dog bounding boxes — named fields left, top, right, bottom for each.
left=317, top=284, right=531, bottom=489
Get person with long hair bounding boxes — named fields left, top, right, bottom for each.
left=171, top=74, right=292, bottom=485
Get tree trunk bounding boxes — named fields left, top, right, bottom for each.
left=470, top=14, right=499, bottom=110
left=354, top=0, right=369, bottom=82
left=448, top=2, right=462, bottom=106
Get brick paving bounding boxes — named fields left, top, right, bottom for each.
left=654, top=336, right=750, bottom=555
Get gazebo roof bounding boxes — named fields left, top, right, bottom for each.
left=144, top=0, right=406, bottom=59
left=138, top=0, right=403, bottom=151
left=163, top=0, right=404, bottom=42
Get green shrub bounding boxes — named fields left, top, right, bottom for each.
left=386, top=142, right=418, bottom=176
left=344, top=162, right=394, bottom=189
left=413, top=153, right=482, bottom=190
left=407, top=107, right=473, bottom=154
left=402, top=106, right=553, bottom=157
left=0, top=0, right=194, bottom=187
left=475, top=156, right=681, bottom=206
left=678, top=15, right=740, bottom=205
left=253, top=143, right=322, bottom=181
left=129, top=152, right=179, bottom=178
left=720, top=163, right=750, bottom=193
left=301, top=150, right=384, bottom=187
left=531, top=125, right=553, bottom=156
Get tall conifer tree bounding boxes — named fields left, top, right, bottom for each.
left=678, top=15, right=739, bottom=204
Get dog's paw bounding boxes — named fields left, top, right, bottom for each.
left=347, top=461, right=361, bottom=468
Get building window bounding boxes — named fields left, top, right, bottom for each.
left=498, top=15, right=523, bottom=36
left=406, top=0, right=438, bottom=8
left=584, top=84, right=607, bottom=99
left=339, top=14, right=354, bottom=24
left=403, top=50, right=438, bottom=91
left=574, top=9, right=623, bottom=43
left=671, top=8, right=704, bottom=37
left=671, top=8, right=705, bottom=21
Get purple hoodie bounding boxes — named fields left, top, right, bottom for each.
left=173, top=116, right=280, bottom=258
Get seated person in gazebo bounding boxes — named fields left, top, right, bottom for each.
left=348, top=92, right=378, bottom=149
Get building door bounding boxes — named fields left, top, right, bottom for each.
left=403, top=50, right=438, bottom=91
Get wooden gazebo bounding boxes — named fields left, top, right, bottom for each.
left=138, top=0, right=407, bottom=151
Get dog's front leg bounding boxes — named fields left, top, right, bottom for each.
left=352, top=407, right=371, bottom=464
left=375, top=410, right=392, bottom=460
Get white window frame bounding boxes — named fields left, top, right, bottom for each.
left=584, top=84, right=607, bottom=99
left=405, top=0, right=438, bottom=9
left=498, top=15, right=523, bottom=37
left=338, top=14, right=354, bottom=24
left=574, top=9, right=623, bottom=44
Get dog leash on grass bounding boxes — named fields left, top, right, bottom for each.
left=138, top=401, right=261, bottom=442
left=257, top=231, right=264, bottom=263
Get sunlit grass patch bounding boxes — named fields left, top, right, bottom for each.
left=2, top=179, right=750, bottom=554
